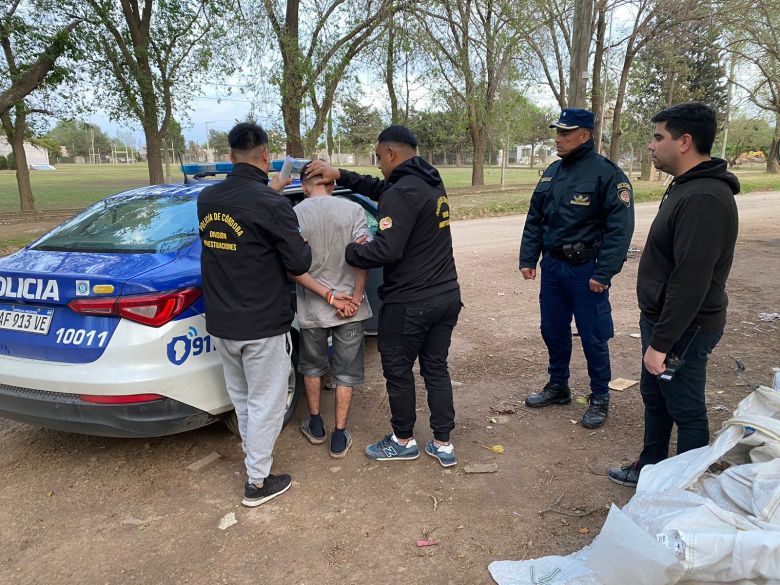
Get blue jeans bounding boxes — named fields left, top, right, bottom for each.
left=539, top=255, right=614, bottom=394
left=638, top=318, right=723, bottom=466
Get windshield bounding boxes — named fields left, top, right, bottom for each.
left=31, top=194, right=198, bottom=254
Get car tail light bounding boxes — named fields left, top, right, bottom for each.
left=69, top=287, right=201, bottom=327
left=80, top=393, right=164, bottom=404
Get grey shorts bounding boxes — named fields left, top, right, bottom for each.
left=298, top=320, right=366, bottom=386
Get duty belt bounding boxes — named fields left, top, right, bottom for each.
left=546, top=242, right=597, bottom=264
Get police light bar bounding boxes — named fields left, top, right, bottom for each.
left=181, top=162, right=234, bottom=175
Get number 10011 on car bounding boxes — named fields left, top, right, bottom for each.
left=0, top=304, right=54, bottom=335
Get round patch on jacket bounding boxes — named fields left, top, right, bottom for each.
left=619, top=189, right=631, bottom=206
left=379, top=216, right=393, bottom=231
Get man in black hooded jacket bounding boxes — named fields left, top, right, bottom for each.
left=306, top=125, right=461, bottom=468
left=609, top=102, right=739, bottom=488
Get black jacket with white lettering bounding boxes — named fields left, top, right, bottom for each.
left=638, top=158, right=739, bottom=353
left=519, top=140, right=635, bottom=285
left=340, top=156, right=459, bottom=304
left=197, top=163, right=311, bottom=340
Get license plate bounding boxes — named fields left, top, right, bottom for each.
left=0, top=303, right=54, bottom=335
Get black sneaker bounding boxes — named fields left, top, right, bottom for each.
left=581, top=393, right=609, bottom=428
left=607, top=462, right=641, bottom=487
left=525, top=381, right=571, bottom=407
left=242, top=474, right=292, bottom=507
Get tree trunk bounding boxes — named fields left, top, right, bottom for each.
left=385, top=19, right=401, bottom=124
left=144, top=127, right=165, bottom=185
left=281, top=0, right=304, bottom=157
left=568, top=0, right=594, bottom=108
left=469, top=118, right=485, bottom=186
left=529, top=141, right=536, bottom=169
left=641, top=150, right=652, bottom=181
left=768, top=112, right=780, bottom=174
left=1, top=109, right=35, bottom=211
left=608, top=52, right=635, bottom=162
left=591, top=0, right=607, bottom=153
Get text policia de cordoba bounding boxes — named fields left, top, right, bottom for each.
left=199, top=212, right=244, bottom=252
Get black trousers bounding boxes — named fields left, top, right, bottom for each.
left=378, top=289, right=461, bottom=442
left=638, top=318, right=723, bottom=467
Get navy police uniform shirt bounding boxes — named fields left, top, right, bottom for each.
left=519, top=140, right=635, bottom=286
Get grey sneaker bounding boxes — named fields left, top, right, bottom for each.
left=425, top=440, right=457, bottom=467
left=242, top=474, right=292, bottom=507
left=365, top=433, right=419, bottom=461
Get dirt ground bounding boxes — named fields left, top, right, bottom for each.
left=1, top=192, right=779, bottom=585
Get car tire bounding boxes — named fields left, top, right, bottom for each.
left=223, top=342, right=303, bottom=436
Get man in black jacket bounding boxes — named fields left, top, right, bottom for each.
left=306, top=125, right=461, bottom=467
left=198, top=123, right=311, bottom=506
left=520, top=109, right=635, bottom=429
left=609, top=102, right=739, bottom=488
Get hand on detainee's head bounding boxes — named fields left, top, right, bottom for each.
left=300, top=161, right=335, bottom=195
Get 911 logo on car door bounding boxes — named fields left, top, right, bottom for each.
left=166, top=327, right=215, bottom=365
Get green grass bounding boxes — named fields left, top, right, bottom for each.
left=2, top=162, right=779, bottom=215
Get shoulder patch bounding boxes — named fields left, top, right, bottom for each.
left=617, top=182, right=631, bottom=191
left=618, top=190, right=631, bottom=207
left=379, top=216, right=393, bottom=231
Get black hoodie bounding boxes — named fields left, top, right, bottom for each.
left=637, top=158, right=739, bottom=352
left=339, top=156, right=459, bottom=303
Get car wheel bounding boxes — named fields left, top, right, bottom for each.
left=223, top=343, right=303, bottom=436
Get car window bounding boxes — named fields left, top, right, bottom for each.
left=31, top=194, right=198, bottom=254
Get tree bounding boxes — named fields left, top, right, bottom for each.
left=411, top=103, right=469, bottom=165
left=1, top=1, right=82, bottom=210
left=489, top=87, right=555, bottom=168
left=246, top=0, right=395, bottom=157
left=165, top=118, right=186, bottom=159
left=607, top=0, right=709, bottom=161
left=0, top=2, right=80, bottom=118
left=46, top=119, right=112, bottom=158
left=722, top=0, right=780, bottom=173
left=338, top=96, right=384, bottom=155
left=0, top=154, right=7, bottom=170
left=418, top=0, right=525, bottom=185
left=30, top=135, right=60, bottom=160
left=724, top=116, right=774, bottom=164
left=67, top=0, right=236, bottom=184
left=207, top=129, right=229, bottom=160
left=514, top=0, right=574, bottom=109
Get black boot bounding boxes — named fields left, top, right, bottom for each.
left=525, top=381, right=571, bottom=408
left=581, top=393, right=609, bottom=428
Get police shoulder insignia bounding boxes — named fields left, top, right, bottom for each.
left=379, top=217, right=393, bottom=231
left=618, top=190, right=631, bottom=207
left=617, top=182, right=631, bottom=191
left=540, top=176, right=552, bottom=182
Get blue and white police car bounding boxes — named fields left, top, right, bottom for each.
left=0, top=161, right=381, bottom=437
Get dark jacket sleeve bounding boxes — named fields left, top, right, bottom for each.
left=346, top=185, right=416, bottom=269
left=268, top=198, right=312, bottom=276
left=649, top=195, right=730, bottom=352
left=338, top=169, right=391, bottom=202
left=592, top=170, right=635, bottom=285
left=519, top=186, right=546, bottom=269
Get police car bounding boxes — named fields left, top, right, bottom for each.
left=0, top=161, right=381, bottom=437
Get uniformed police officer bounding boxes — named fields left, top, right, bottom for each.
left=519, top=109, right=634, bottom=428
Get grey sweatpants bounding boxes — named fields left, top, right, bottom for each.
left=214, top=333, right=291, bottom=484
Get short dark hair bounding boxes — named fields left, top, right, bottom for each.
left=651, top=102, right=716, bottom=155
left=377, top=125, right=418, bottom=149
left=228, top=122, right=268, bottom=153
left=299, top=160, right=320, bottom=186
